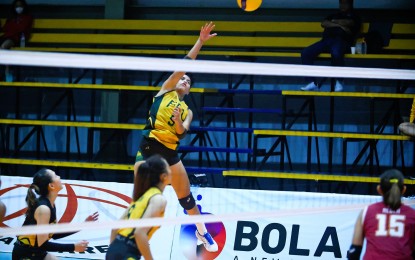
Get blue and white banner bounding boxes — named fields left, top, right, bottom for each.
left=0, top=175, right=399, bottom=259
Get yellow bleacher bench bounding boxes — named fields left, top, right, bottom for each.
left=253, top=129, right=410, bottom=141
left=0, top=158, right=133, bottom=171
left=223, top=170, right=415, bottom=190
left=223, top=170, right=415, bottom=184
left=0, top=118, right=146, bottom=130
left=281, top=90, right=415, bottom=99
left=0, top=19, right=413, bottom=60
left=0, top=81, right=217, bottom=93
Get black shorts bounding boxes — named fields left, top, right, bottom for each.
left=136, top=137, right=180, bottom=166
left=106, top=235, right=141, bottom=260
left=12, top=240, right=47, bottom=260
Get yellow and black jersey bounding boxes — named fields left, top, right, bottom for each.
left=118, top=187, right=163, bottom=240
left=410, top=97, right=415, bottom=123
left=143, top=90, right=189, bottom=150
left=17, top=197, right=56, bottom=247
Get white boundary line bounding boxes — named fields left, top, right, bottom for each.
left=0, top=50, right=414, bottom=80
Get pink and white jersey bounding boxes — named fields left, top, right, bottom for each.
left=362, top=201, right=415, bottom=260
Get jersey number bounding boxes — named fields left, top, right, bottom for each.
left=375, top=214, right=405, bottom=237
left=168, top=115, right=175, bottom=126
left=168, top=108, right=185, bottom=126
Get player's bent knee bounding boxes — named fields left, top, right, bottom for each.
left=178, top=193, right=196, bottom=210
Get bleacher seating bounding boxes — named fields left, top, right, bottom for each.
left=253, top=91, right=415, bottom=173
left=0, top=19, right=414, bottom=61
left=1, top=18, right=414, bottom=190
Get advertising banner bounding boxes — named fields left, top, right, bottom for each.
left=0, top=176, right=387, bottom=259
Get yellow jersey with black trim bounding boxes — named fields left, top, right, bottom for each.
left=117, top=187, right=163, bottom=240
left=410, top=97, right=415, bottom=123
left=143, top=90, right=189, bottom=150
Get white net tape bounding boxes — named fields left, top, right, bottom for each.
left=0, top=50, right=414, bottom=80
left=0, top=203, right=373, bottom=236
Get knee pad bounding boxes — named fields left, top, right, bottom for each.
left=178, top=193, right=196, bottom=210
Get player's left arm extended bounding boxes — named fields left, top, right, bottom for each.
left=161, top=22, right=216, bottom=92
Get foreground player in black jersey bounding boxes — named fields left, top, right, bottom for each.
left=12, top=168, right=98, bottom=260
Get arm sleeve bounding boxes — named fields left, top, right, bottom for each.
left=176, top=128, right=188, bottom=139
left=410, top=98, right=415, bottom=123
left=347, top=245, right=362, bottom=260
left=40, top=241, right=75, bottom=252
left=52, top=231, right=77, bottom=240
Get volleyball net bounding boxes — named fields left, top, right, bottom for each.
left=1, top=50, right=415, bottom=80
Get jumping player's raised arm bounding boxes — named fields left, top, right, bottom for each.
left=159, top=22, right=217, bottom=94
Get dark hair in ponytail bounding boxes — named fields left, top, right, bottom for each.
left=133, top=155, right=168, bottom=201
left=26, top=168, right=53, bottom=216
left=380, top=169, right=404, bottom=211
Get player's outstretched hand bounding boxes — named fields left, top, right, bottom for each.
left=74, top=240, right=89, bottom=252
left=200, top=22, right=217, bottom=43
left=85, top=211, right=99, bottom=222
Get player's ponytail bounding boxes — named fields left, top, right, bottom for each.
left=133, top=154, right=168, bottom=201
left=26, top=183, right=39, bottom=215
left=25, top=168, right=53, bottom=216
left=387, top=182, right=402, bottom=211
left=133, top=161, right=151, bottom=201
left=380, top=169, right=404, bottom=211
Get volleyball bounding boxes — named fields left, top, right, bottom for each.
left=236, top=0, right=262, bottom=12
